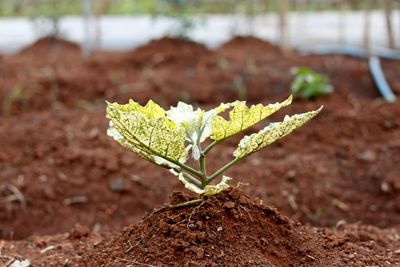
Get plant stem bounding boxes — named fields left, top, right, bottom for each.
left=207, top=157, right=241, bottom=183
left=199, top=154, right=207, bottom=187
left=183, top=172, right=202, bottom=188
left=171, top=198, right=202, bottom=209
left=173, top=161, right=203, bottom=178
left=203, top=140, right=219, bottom=155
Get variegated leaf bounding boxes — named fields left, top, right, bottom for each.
left=211, top=95, right=293, bottom=140
left=106, top=100, right=188, bottom=168
left=233, top=107, right=322, bottom=159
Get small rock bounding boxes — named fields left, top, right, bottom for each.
left=88, top=128, right=99, bottom=139
left=347, top=253, right=355, bottom=259
left=188, top=223, right=197, bottom=230
left=223, top=201, right=236, bottom=209
left=130, top=175, right=141, bottom=182
left=10, top=260, right=31, bottom=267
left=383, top=120, right=396, bottom=130
left=335, top=220, right=347, bottom=229
left=109, top=179, right=125, bottom=192
left=284, top=169, right=297, bottom=181
left=357, top=150, right=376, bottom=162
left=63, top=196, right=88, bottom=206
left=381, top=182, right=390, bottom=193
left=332, top=198, right=349, bottom=211
left=217, top=226, right=223, bottom=232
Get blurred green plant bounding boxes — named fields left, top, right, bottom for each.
left=27, top=0, right=80, bottom=36
left=156, top=0, right=197, bottom=40
left=232, top=75, right=247, bottom=99
left=2, top=84, right=39, bottom=114
left=2, top=84, right=23, bottom=114
left=0, top=0, right=386, bottom=17
left=290, top=67, right=333, bottom=100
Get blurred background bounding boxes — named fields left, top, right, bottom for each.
left=0, top=0, right=399, bottom=55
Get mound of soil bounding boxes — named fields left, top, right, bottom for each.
left=85, top=189, right=316, bottom=266
left=217, top=36, right=282, bottom=61
left=19, top=36, right=81, bottom=57
left=80, top=189, right=398, bottom=266
left=127, top=37, right=214, bottom=68
left=1, top=190, right=398, bottom=266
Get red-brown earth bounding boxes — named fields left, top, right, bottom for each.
left=0, top=36, right=399, bottom=266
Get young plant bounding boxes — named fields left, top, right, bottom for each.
left=291, top=67, right=333, bottom=100
left=106, top=96, right=321, bottom=197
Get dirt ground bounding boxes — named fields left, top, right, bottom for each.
left=0, top=36, right=399, bottom=266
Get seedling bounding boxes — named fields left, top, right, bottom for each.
left=106, top=96, right=321, bottom=196
left=291, top=67, right=333, bottom=100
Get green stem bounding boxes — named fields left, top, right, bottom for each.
left=182, top=172, right=202, bottom=188
left=203, top=140, right=219, bottom=155
left=207, top=157, right=241, bottom=183
left=170, top=160, right=202, bottom=178
left=199, top=154, right=207, bottom=188
left=171, top=198, right=202, bottom=209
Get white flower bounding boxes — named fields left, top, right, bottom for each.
left=167, top=102, right=223, bottom=160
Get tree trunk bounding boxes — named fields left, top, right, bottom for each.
left=338, top=0, right=347, bottom=45
left=278, top=0, right=289, bottom=51
left=82, top=0, right=94, bottom=56
left=363, top=0, right=372, bottom=52
left=383, top=0, right=395, bottom=49
left=295, top=0, right=307, bottom=43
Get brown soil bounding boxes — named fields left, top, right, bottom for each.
left=83, top=189, right=400, bottom=266
left=19, top=36, right=81, bottom=57
left=0, top=36, right=399, bottom=265
left=1, top=189, right=399, bottom=266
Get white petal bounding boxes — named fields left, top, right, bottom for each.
left=192, top=144, right=201, bottom=160
left=167, top=102, right=197, bottom=124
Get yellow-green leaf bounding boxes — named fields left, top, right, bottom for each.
left=106, top=100, right=188, bottom=168
left=111, top=99, right=166, bottom=120
left=211, top=95, right=293, bottom=140
left=233, top=106, right=322, bottom=159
